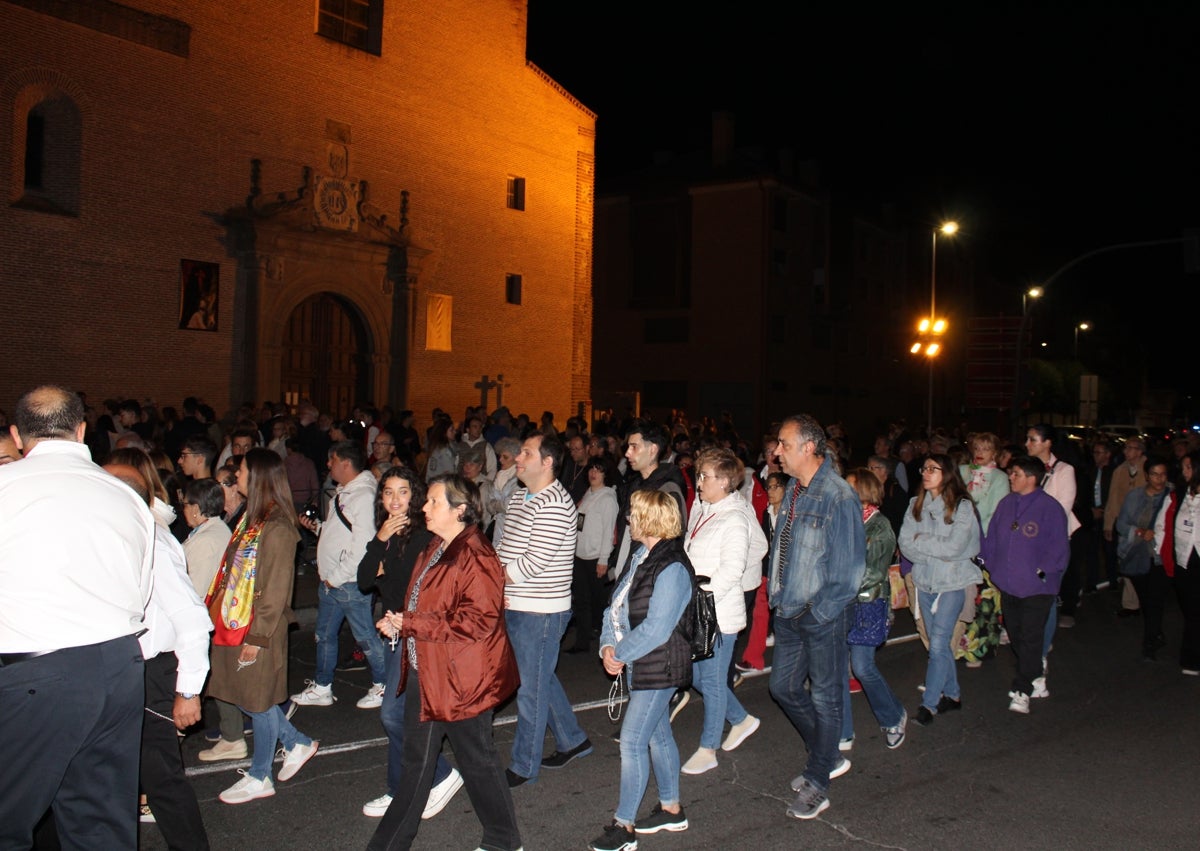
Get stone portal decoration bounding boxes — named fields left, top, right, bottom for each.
left=313, top=173, right=360, bottom=232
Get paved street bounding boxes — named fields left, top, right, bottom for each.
left=142, top=583, right=1200, bottom=851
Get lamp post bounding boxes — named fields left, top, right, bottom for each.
left=1074, top=321, right=1090, bottom=357
left=1009, top=286, right=1043, bottom=435
left=912, top=221, right=957, bottom=432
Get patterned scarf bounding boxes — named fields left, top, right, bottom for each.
left=967, top=462, right=995, bottom=493
left=206, top=511, right=265, bottom=646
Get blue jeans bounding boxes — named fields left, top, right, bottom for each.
left=381, top=643, right=451, bottom=794
left=616, top=686, right=679, bottom=827
left=504, top=609, right=588, bottom=780
left=243, top=703, right=311, bottom=780
left=693, top=632, right=748, bottom=750
left=315, top=581, right=386, bottom=685
left=841, top=642, right=904, bottom=740
left=1042, top=598, right=1057, bottom=657
left=768, top=604, right=850, bottom=791
left=919, top=588, right=965, bottom=711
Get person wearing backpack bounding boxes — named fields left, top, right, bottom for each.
left=590, top=490, right=695, bottom=851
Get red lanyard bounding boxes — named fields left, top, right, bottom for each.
left=689, top=511, right=718, bottom=541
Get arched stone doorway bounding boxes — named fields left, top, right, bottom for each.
left=279, top=292, right=370, bottom=418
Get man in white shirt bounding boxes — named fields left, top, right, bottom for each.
left=0, top=386, right=155, bottom=849
left=106, top=462, right=212, bottom=850
left=293, top=440, right=386, bottom=709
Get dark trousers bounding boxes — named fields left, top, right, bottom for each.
left=1000, top=592, right=1055, bottom=696
left=0, top=635, right=144, bottom=851
left=1129, top=564, right=1170, bottom=653
left=570, top=556, right=608, bottom=650
left=1059, top=533, right=1088, bottom=615
left=141, top=653, right=210, bottom=851
left=1174, top=551, right=1200, bottom=670
left=368, top=669, right=521, bottom=851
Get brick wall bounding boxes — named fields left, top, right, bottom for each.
left=0, top=0, right=594, bottom=433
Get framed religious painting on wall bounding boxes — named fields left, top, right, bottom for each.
left=179, top=259, right=219, bottom=331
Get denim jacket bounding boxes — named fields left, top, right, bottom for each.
left=767, top=455, right=866, bottom=622
left=599, top=545, right=691, bottom=675
left=898, top=493, right=982, bottom=593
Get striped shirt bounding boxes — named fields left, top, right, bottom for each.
left=496, top=479, right=578, bottom=613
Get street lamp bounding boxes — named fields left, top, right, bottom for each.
left=912, top=221, right=958, bottom=431
left=1010, top=286, right=1044, bottom=435
left=1074, top=321, right=1091, bottom=357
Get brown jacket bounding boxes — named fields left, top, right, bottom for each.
left=206, top=513, right=300, bottom=713
left=399, top=525, right=518, bottom=722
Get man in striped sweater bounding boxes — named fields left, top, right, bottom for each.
left=496, top=432, right=593, bottom=787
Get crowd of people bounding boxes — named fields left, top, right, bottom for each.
left=3, top=387, right=1199, bottom=851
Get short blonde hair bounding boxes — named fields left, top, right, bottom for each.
left=696, top=447, right=744, bottom=495
left=630, top=489, right=681, bottom=540
left=970, top=432, right=1000, bottom=456
left=846, top=466, right=883, bottom=507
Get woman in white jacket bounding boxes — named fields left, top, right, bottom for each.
left=568, top=460, right=619, bottom=653
left=680, top=448, right=769, bottom=775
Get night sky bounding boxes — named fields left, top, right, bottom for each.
left=526, top=1, right=1199, bottom=405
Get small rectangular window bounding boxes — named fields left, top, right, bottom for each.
left=317, top=0, right=383, bottom=55
left=506, top=176, right=525, bottom=211
left=24, top=113, right=45, bottom=189
left=505, top=274, right=522, bottom=305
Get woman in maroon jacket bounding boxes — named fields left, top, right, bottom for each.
left=368, top=474, right=521, bottom=851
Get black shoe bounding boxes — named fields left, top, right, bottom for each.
left=541, top=738, right=593, bottom=769
left=936, top=696, right=962, bottom=714
left=336, top=647, right=368, bottom=671
left=589, top=821, right=638, bottom=851
left=634, top=803, right=688, bottom=835
left=506, top=768, right=532, bottom=788
left=668, top=689, right=689, bottom=722
left=913, top=706, right=935, bottom=726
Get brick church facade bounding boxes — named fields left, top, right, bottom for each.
left=0, top=0, right=595, bottom=423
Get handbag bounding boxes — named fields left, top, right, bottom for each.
left=684, top=575, right=718, bottom=662
left=847, top=597, right=891, bottom=647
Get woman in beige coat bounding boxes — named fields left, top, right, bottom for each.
left=206, top=448, right=316, bottom=804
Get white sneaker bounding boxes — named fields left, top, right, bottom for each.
left=1008, top=691, right=1030, bottom=714
left=363, top=793, right=393, bottom=818
left=277, top=740, right=319, bottom=781
left=1031, top=677, right=1050, bottom=698
left=290, top=680, right=335, bottom=706
left=356, top=682, right=386, bottom=709
left=680, top=747, right=718, bottom=775
left=721, top=715, right=760, bottom=752
left=765, top=633, right=775, bottom=648
left=197, top=737, right=248, bottom=762
left=838, top=736, right=854, bottom=753
left=219, top=770, right=275, bottom=804
left=423, top=767, right=464, bottom=819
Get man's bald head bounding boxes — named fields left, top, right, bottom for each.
left=103, top=462, right=151, bottom=506
left=13, top=385, right=86, bottom=449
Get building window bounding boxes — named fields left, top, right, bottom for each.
left=644, top=316, right=689, bottom=344
left=13, top=94, right=81, bottom=216
left=505, top=274, right=522, bottom=305
left=506, top=176, right=525, bottom=211
left=316, top=0, right=383, bottom=55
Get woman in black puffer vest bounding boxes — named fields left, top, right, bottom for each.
left=590, top=490, right=695, bottom=850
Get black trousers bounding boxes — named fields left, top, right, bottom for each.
left=570, top=556, right=609, bottom=650
left=1175, top=551, right=1200, bottom=669
left=141, top=653, right=210, bottom=851
left=368, top=669, right=521, bottom=851
left=1129, top=563, right=1170, bottom=652
left=1000, top=592, right=1055, bottom=696
left=0, top=635, right=144, bottom=851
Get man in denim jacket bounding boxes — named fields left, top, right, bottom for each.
left=767, top=414, right=865, bottom=820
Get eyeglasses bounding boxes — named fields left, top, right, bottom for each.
left=920, top=466, right=943, bottom=474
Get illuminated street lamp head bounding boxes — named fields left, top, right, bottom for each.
left=925, top=342, right=941, bottom=357
left=940, top=221, right=959, bottom=236
left=918, top=318, right=931, bottom=333
left=910, top=342, right=922, bottom=354
left=1027, top=286, right=1043, bottom=299
left=1078, top=322, right=1090, bottom=331
left=932, top=318, right=947, bottom=334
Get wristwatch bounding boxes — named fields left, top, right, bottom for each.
left=177, top=692, right=197, bottom=699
